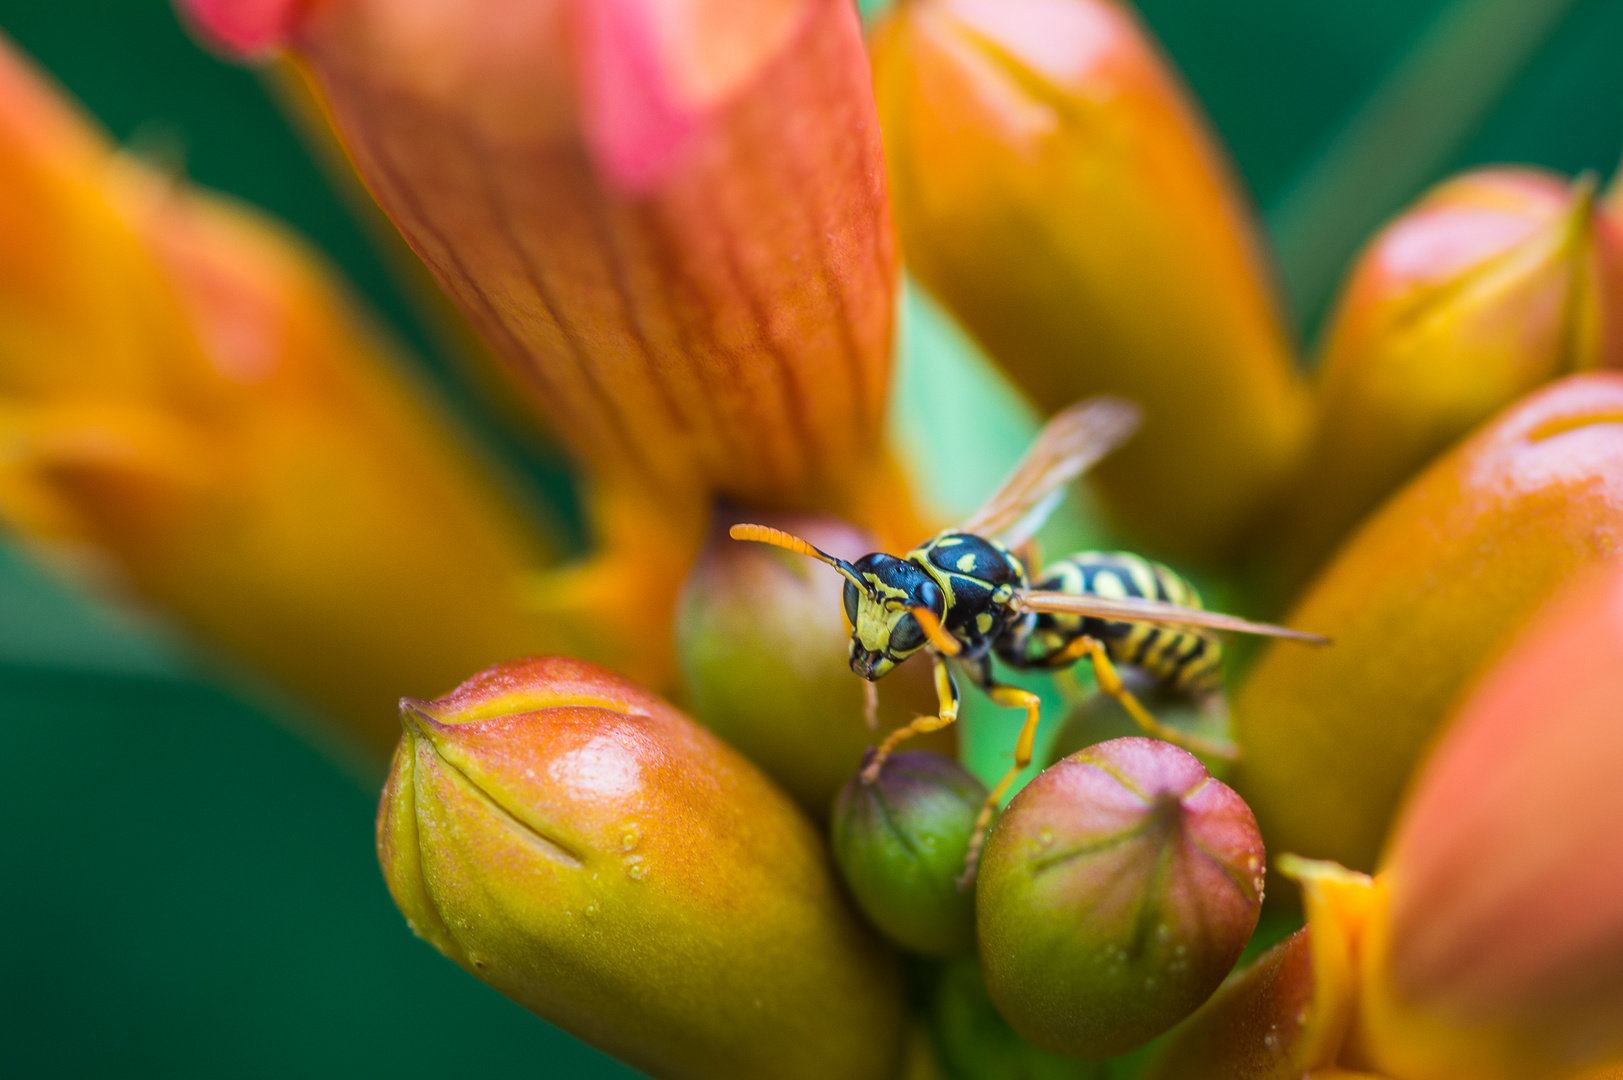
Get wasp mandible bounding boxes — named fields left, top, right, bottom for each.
left=732, top=397, right=1328, bottom=877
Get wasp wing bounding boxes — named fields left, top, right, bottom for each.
left=955, top=396, right=1142, bottom=548
left=1011, top=588, right=1330, bottom=645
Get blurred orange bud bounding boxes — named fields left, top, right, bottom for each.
left=674, top=512, right=945, bottom=814
left=870, top=0, right=1309, bottom=561
left=378, top=656, right=907, bottom=1080
left=1358, top=561, right=1623, bottom=1079
left=1267, top=168, right=1623, bottom=597
left=0, top=36, right=573, bottom=759
left=1234, top=374, right=1623, bottom=877
left=184, top=0, right=899, bottom=518
left=977, top=738, right=1264, bottom=1058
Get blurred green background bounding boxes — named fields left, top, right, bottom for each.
left=2, top=1, right=1620, bottom=1076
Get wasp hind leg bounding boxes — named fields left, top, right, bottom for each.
left=1054, top=635, right=1237, bottom=762
left=959, top=668, right=1043, bottom=888
left=861, top=653, right=960, bottom=784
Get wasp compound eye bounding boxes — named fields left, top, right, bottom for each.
left=889, top=613, right=924, bottom=654
left=843, top=579, right=860, bottom=627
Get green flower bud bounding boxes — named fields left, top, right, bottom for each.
left=377, top=656, right=906, bottom=1080
left=677, top=512, right=945, bottom=814
left=927, top=957, right=1108, bottom=1080
left=831, top=750, right=987, bottom=956
left=976, top=737, right=1264, bottom=1058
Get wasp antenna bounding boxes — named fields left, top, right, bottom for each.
left=910, top=606, right=961, bottom=656
left=730, top=523, right=869, bottom=592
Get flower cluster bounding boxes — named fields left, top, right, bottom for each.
left=4, top=0, right=1623, bottom=1076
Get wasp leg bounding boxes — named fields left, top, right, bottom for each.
left=1054, top=635, right=1237, bottom=762
left=861, top=653, right=959, bottom=784
left=959, top=678, right=1043, bottom=888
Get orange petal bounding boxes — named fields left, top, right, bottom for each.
left=1266, top=168, right=1623, bottom=599
left=229, top=0, right=897, bottom=514
left=1368, top=561, right=1623, bottom=1074
left=0, top=36, right=578, bottom=760
left=870, top=0, right=1308, bottom=561
left=1234, top=373, right=1623, bottom=877
left=379, top=656, right=908, bottom=1079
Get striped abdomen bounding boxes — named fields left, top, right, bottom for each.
left=1000, top=552, right=1222, bottom=695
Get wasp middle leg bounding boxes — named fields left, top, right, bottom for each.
left=862, top=652, right=960, bottom=783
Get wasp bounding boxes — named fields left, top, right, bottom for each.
left=732, top=396, right=1327, bottom=877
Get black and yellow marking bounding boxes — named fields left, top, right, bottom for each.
left=998, top=551, right=1222, bottom=696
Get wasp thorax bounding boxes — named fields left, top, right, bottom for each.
left=844, top=553, right=945, bottom=679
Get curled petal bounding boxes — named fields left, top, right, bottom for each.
left=0, top=37, right=571, bottom=758
left=378, top=656, right=907, bottom=1079
left=1142, top=857, right=1375, bottom=1079
left=870, top=0, right=1308, bottom=560
left=254, top=0, right=897, bottom=514
left=175, top=0, right=307, bottom=59
left=1267, top=168, right=1623, bottom=597
left=1234, top=374, right=1623, bottom=875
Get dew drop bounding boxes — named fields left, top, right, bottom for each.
left=1155, top=923, right=1171, bottom=943
left=623, top=854, right=649, bottom=881
left=1038, top=828, right=1054, bottom=847
left=620, top=822, right=643, bottom=851
left=1246, top=855, right=1260, bottom=872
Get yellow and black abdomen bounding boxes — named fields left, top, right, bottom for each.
left=997, top=552, right=1222, bottom=696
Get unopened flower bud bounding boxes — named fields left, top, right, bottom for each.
left=871, top=0, right=1308, bottom=560
left=378, top=656, right=906, bottom=1080
left=976, top=738, right=1264, bottom=1058
left=1266, top=167, right=1623, bottom=597
left=1236, top=373, right=1623, bottom=876
left=677, top=513, right=944, bottom=814
left=831, top=750, right=985, bottom=956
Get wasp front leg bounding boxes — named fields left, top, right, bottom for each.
left=861, top=652, right=960, bottom=784
left=959, top=658, right=1044, bottom=886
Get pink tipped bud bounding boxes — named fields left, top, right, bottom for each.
left=976, top=737, right=1264, bottom=1058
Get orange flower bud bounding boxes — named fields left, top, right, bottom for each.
left=378, top=656, right=907, bottom=1080
left=1358, top=561, right=1623, bottom=1078
left=1267, top=168, right=1623, bottom=596
left=675, top=512, right=945, bottom=813
left=1234, top=374, right=1623, bottom=877
left=0, top=37, right=573, bottom=759
left=976, top=738, right=1264, bottom=1058
left=183, top=0, right=899, bottom=518
left=870, top=0, right=1308, bottom=561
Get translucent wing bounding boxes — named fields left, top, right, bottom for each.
left=1011, top=588, right=1330, bottom=645
left=956, top=396, right=1142, bottom=548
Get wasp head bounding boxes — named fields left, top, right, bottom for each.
left=844, top=553, right=945, bottom=681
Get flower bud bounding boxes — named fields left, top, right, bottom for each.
left=870, top=0, right=1308, bottom=561
left=676, top=513, right=946, bottom=813
left=830, top=750, right=984, bottom=956
left=976, top=737, right=1264, bottom=1058
left=1359, top=561, right=1623, bottom=1078
left=378, top=656, right=906, bottom=1080
left=0, top=37, right=576, bottom=759
left=1266, top=168, right=1623, bottom=597
left=1234, top=373, right=1623, bottom=876
left=187, top=0, right=899, bottom=516
left=926, top=957, right=1106, bottom=1080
